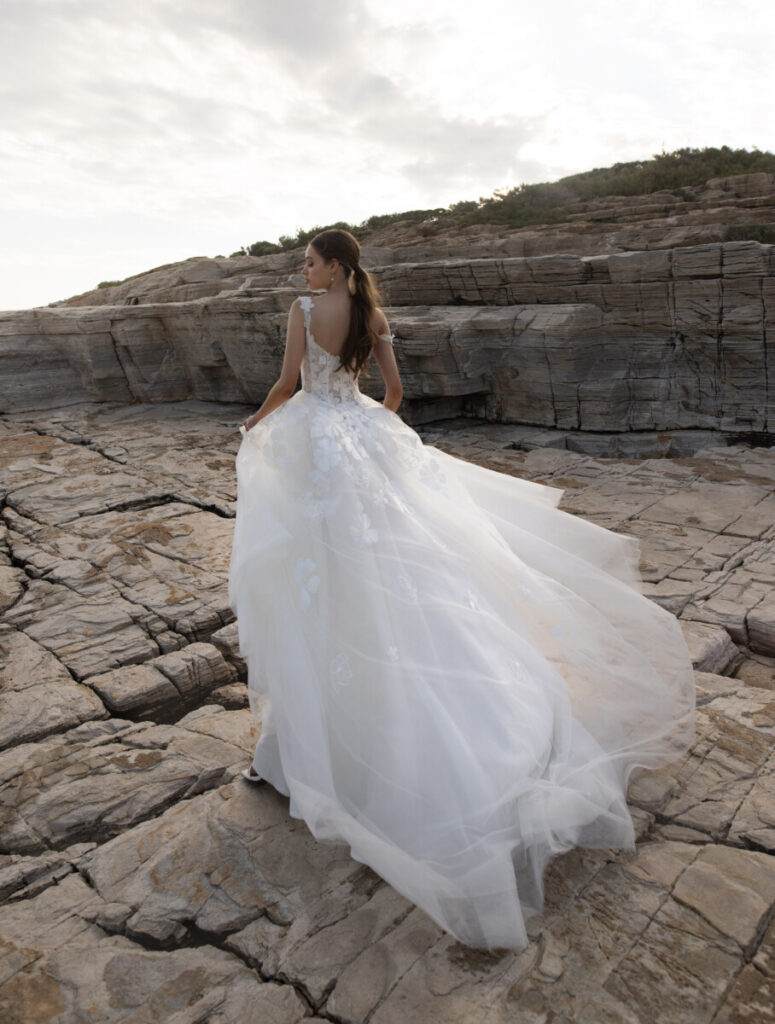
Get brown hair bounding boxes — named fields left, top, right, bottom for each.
left=308, top=229, right=383, bottom=378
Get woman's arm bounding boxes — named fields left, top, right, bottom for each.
left=371, top=311, right=403, bottom=412
left=242, top=300, right=306, bottom=431
left=243, top=379, right=296, bottom=430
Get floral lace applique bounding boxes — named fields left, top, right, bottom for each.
left=397, top=573, right=419, bottom=603
left=419, top=456, right=449, bottom=493
left=299, top=296, right=365, bottom=404
left=349, top=499, right=378, bottom=547
left=255, top=424, right=288, bottom=467
left=369, top=485, right=390, bottom=508
left=313, top=435, right=341, bottom=473
left=294, top=557, right=320, bottom=608
left=330, top=651, right=353, bottom=691
left=300, top=492, right=329, bottom=519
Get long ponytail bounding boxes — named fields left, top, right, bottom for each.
left=309, top=229, right=382, bottom=378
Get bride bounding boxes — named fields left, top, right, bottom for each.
left=227, top=228, right=696, bottom=950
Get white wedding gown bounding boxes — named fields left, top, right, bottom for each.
left=228, top=295, right=696, bottom=950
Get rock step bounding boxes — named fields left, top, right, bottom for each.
left=2, top=277, right=773, bottom=433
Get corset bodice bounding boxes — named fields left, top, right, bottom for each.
left=299, top=296, right=364, bottom=403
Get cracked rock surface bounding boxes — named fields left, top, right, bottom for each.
left=1, top=400, right=774, bottom=1023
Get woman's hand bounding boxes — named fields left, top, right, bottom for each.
left=242, top=412, right=261, bottom=432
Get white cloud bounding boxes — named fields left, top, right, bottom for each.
left=0, top=0, right=773, bottom=310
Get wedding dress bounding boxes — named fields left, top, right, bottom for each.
left=227, top=294, right=696, bottom=950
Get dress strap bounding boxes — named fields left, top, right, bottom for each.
left=378, top=332, right=394, bottom=345
left=299, top=296, right=313, bottom=336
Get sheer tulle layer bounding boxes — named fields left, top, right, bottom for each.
left=228, top=388, right=696, bottom=950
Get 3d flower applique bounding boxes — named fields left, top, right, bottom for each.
left=349, top=500, right=378, bottom=547
left=397, top=573, right=419, bottom=603
left=300, top=491, right=328, bottom=519
left=330, top=651, right=353, bottom=692
left=281, top=401, right=304, bottom=427
left=310, top=416, right=335, bottom=440
left=314, top=436, right=341, bottom=473
left=419, top=457, right=448, bottom=491
left=465, top=587, right=481, bottom=610
left=362, top=426, right=387, bottom=456
left=294, top=557, right=320, bottom=608
left=338, top=429, right=363, bottom=463
left=266, top=425, right=288, bottom=464
left=370, top=485, right=390, bottom=508
left=386, top=645, right=400, bottom=662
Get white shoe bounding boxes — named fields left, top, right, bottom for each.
left=241, top=766, right=264, bottom=783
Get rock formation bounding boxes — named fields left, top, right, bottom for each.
left=1, top=173, right=774, bottom=1021
left=2, top=173, right=773, bottom=453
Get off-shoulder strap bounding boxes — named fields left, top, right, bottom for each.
left=377, top=332, right=394, bottom=345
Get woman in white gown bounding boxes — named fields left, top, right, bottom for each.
left=227, top=228, right=696, bottom=951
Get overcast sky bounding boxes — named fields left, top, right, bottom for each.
left=1, top=0, right=773, bottom=311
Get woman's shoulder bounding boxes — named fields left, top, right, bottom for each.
left=369, top=306, right=390, bottom=335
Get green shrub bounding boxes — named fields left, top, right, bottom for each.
left=237, top=146, right=775, bottom=253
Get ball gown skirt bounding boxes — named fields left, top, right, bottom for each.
left=227, top=297, right=696, bottom=950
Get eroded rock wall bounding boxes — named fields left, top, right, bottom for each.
left=2, top=242, right=772, bottom=435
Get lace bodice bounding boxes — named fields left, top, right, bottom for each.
left=299, top=295, right=393, bottom=403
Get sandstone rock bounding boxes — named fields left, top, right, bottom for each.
left=671, top=844, right=775, bottom=950
left=88, top=644, right=237, bottom=718
left=88, top=663, right=180, bottom=717
left=79, top=781, right=373, bottom=944
left=3, top=238, right=774, bottom=436
left=0, top=841, right=95, bottom=903
left=734, top=654, right=775, bottom=690
left=1, top=379, right=774, bottom=1022
left=0, top=874, right=310, bottom=1024
left=628, top=702, right=772, bottom=843
left=3, top=579, right=159, bottom=681
left=749, top=597, right=775, bottom=656
left=210, top=619, right=247, bottom=675
left=209, top=682, right=249, bottom=708
left=0, top=708, right=257, bottom=853
left=0, top=625, right=107, bottom=750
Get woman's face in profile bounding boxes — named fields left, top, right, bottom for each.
left=302, top=245, right=333, bottom=291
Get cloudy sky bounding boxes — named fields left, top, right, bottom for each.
left=1, top=0, right=772, bottom=311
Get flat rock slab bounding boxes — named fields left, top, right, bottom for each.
left=88, top=641, right=238, bottom=717
left=0, top=706, right=257, bottom=854
left=1, top=400, right=774, bottom=1022
left=0, top=874, right=312, bottom=1024
left=0, top=625, right=107, bottom=750
left=63, top=780, right=775, bottom=1023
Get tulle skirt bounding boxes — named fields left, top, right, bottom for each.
left=228, top=388, right=696, bottom=949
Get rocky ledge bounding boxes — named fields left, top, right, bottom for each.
left=2, top=239, right=774, bottom=445
left=1, top=399, right=774, bottom=1022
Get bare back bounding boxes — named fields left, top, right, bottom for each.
left=306, top=291, right=389, bottom=357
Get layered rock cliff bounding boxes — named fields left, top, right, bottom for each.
left=2, top=172, right=775, bottom=1021
left=1, top=247, right=772, bottom=452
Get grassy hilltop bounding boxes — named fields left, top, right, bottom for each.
left=236, top=145, right=775, bottom=257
